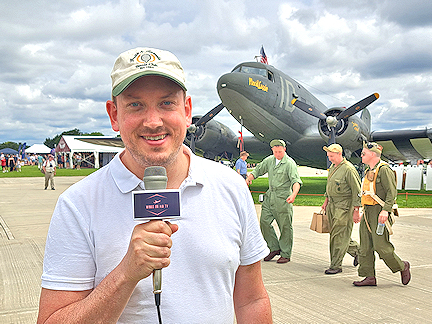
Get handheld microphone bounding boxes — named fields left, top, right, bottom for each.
left=143, top=166, right=168, bottom=309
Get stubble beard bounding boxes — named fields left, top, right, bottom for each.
left=128, top=144, right=182, bottom=169
left=125, top=128, right=184, bottom=169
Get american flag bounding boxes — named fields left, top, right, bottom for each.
left=260, top=46, right=268, bottom=64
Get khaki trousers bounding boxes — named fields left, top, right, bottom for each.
left=358, top=205, right=405, bottom=277
left=327, top=201, right=359, bottom=269
left=260, top=191, right=293, bottom=259
left=44, top=172, right=55, bottom=189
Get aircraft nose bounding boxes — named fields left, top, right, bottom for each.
left=217, top=73, right=236, bottom=92
left=218, top=72, right=256, bottom=103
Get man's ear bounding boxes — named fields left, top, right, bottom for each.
left=185, top=95, right=192, bottom=127
left=106, top=100, right=120, bottom=132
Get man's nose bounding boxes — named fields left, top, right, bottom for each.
left=143, top=107, right=163, bottom=127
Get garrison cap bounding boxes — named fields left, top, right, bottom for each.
left=270, top=139, right=286, bottom=148
left=363, top=142, right=383, bottom=155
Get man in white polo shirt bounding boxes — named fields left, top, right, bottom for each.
left=37, top=48, right=272, bottom=323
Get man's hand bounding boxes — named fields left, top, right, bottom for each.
left=119, top=220, right=179, bottom=284
left=286, top=194, right=296, bottom=204
left=321, top=197, right=328, bottom=212
left=378, top=210, right=389, bottom=225
left=353, top=208, right=361, bottom=223
left=286, top=182, right=301, bottom=204
left=245, top=174, right=254, bottom=186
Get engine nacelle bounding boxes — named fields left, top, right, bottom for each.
left=185, top=117, right=238, bottom=160
left=318, top=108, right=369, bottom=155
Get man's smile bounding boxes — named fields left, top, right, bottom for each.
left=143, top=134, right=167, bottom=141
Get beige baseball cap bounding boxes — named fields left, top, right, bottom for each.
left=323, top=143, right=343, bottom=153
left=270, top=139, right=286, bottom=148
left=111, top=47, right=187, bottom=96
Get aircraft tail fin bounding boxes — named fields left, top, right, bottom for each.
left=361, top=108, right=371, bottom=133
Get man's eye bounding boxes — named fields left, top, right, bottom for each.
left=131, top=102, right=140, bottom=107
left=162, top=101, right=172, bottom=106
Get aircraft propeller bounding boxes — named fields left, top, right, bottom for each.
left=291, top=93, right=379, bottom=146
left=187, top=103, right=225, bottom=152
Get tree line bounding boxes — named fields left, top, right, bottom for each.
left=0, top=128, right=104, bottom=151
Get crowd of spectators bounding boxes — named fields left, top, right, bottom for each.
left=0, top=152, right=89, bottom=173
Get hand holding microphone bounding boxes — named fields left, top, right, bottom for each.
left=121, top=220, right=178, bottom=284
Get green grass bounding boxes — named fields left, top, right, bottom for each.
left=0, top=165, right=97, bottom=177
left=249, top=176, right=432, bottom=208
left=2, top=166, right=432, bottom=208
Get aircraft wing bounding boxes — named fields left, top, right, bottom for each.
left=371, top=128, right=432, bottom=162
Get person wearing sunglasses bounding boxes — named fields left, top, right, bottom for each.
left=353, top=142, right=411, bottom=286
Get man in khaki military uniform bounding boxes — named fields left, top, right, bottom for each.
left=353, top=142, right=411, bottom=286
left=246, top=139, right=302, bottom=264
left=321, top=144, right=360, bottom=274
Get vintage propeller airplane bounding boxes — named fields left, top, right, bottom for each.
left=184, top=60, right=432, bottom=169
left=80, top=54, right=432, bottom=169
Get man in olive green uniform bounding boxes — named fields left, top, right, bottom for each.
left=353, top=142, right=411, bottom=286
left=246, top=139, right=302, bottom=264
left=321, top=144, right=360, bottom=274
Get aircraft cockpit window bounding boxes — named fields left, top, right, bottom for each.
left=267, top=71, right=274, bottom=82
left=233, top=66, right=274, bottom=82
left=239, top=66, right=267, bottom=78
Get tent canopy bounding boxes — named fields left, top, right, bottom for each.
left=26, top=144, right=51, bottom=154
left=0, top=148, right=18, bottom=154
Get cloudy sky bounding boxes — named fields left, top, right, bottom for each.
left=1, top=0, right=432, bottom=147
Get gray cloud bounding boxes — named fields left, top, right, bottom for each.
left=0, top=0, right=431, bottom=147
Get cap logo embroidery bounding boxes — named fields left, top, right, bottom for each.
left=131, top=50, right=161, bottom=66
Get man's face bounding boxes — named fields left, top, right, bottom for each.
left=327, top=151, right=342, bottom=165
left=361, top=149, right=374, bottom=164
left=271, top=146, right=286, bottom=160
left=107, top=75, right=192, bottom=169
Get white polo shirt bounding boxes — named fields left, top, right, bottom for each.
left=41, top=146, right=268, bottom=323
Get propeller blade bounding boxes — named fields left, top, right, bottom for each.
left=326, top=128, right=337, bottom=168
left=190, top=134, right=196, bottom=153
left=195, top=103, right=225, bottom=126
left=291, top=99, right=327, bottom=120
left=328, top=127, right=336, bottom=145
left=337, top=93, right=379, bottom=120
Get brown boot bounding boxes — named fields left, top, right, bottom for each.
left=401, top=261, right=411, bottom=285
left=325, top=268, right=342, bottom=274
left=264, top=250, right=280, bottom=261
left=276, top=256, right=290, bottom=264
left=353, top=277, right=377, bottom=286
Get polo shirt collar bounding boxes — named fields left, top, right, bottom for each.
left=109, top=146, right=204, bottom=194
left=180, top=145, right=204, bottom=189
left=109, top=151, right=142, bottom=193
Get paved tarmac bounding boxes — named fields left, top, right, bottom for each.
left=1, top=176, right=431, bottom=323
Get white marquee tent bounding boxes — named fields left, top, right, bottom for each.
left=55, top=135, right=124, bottom=168
left=26, top=144, right=51, bottom=154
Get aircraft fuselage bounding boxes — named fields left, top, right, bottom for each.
left=217, top=62, right=369, bottom=167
